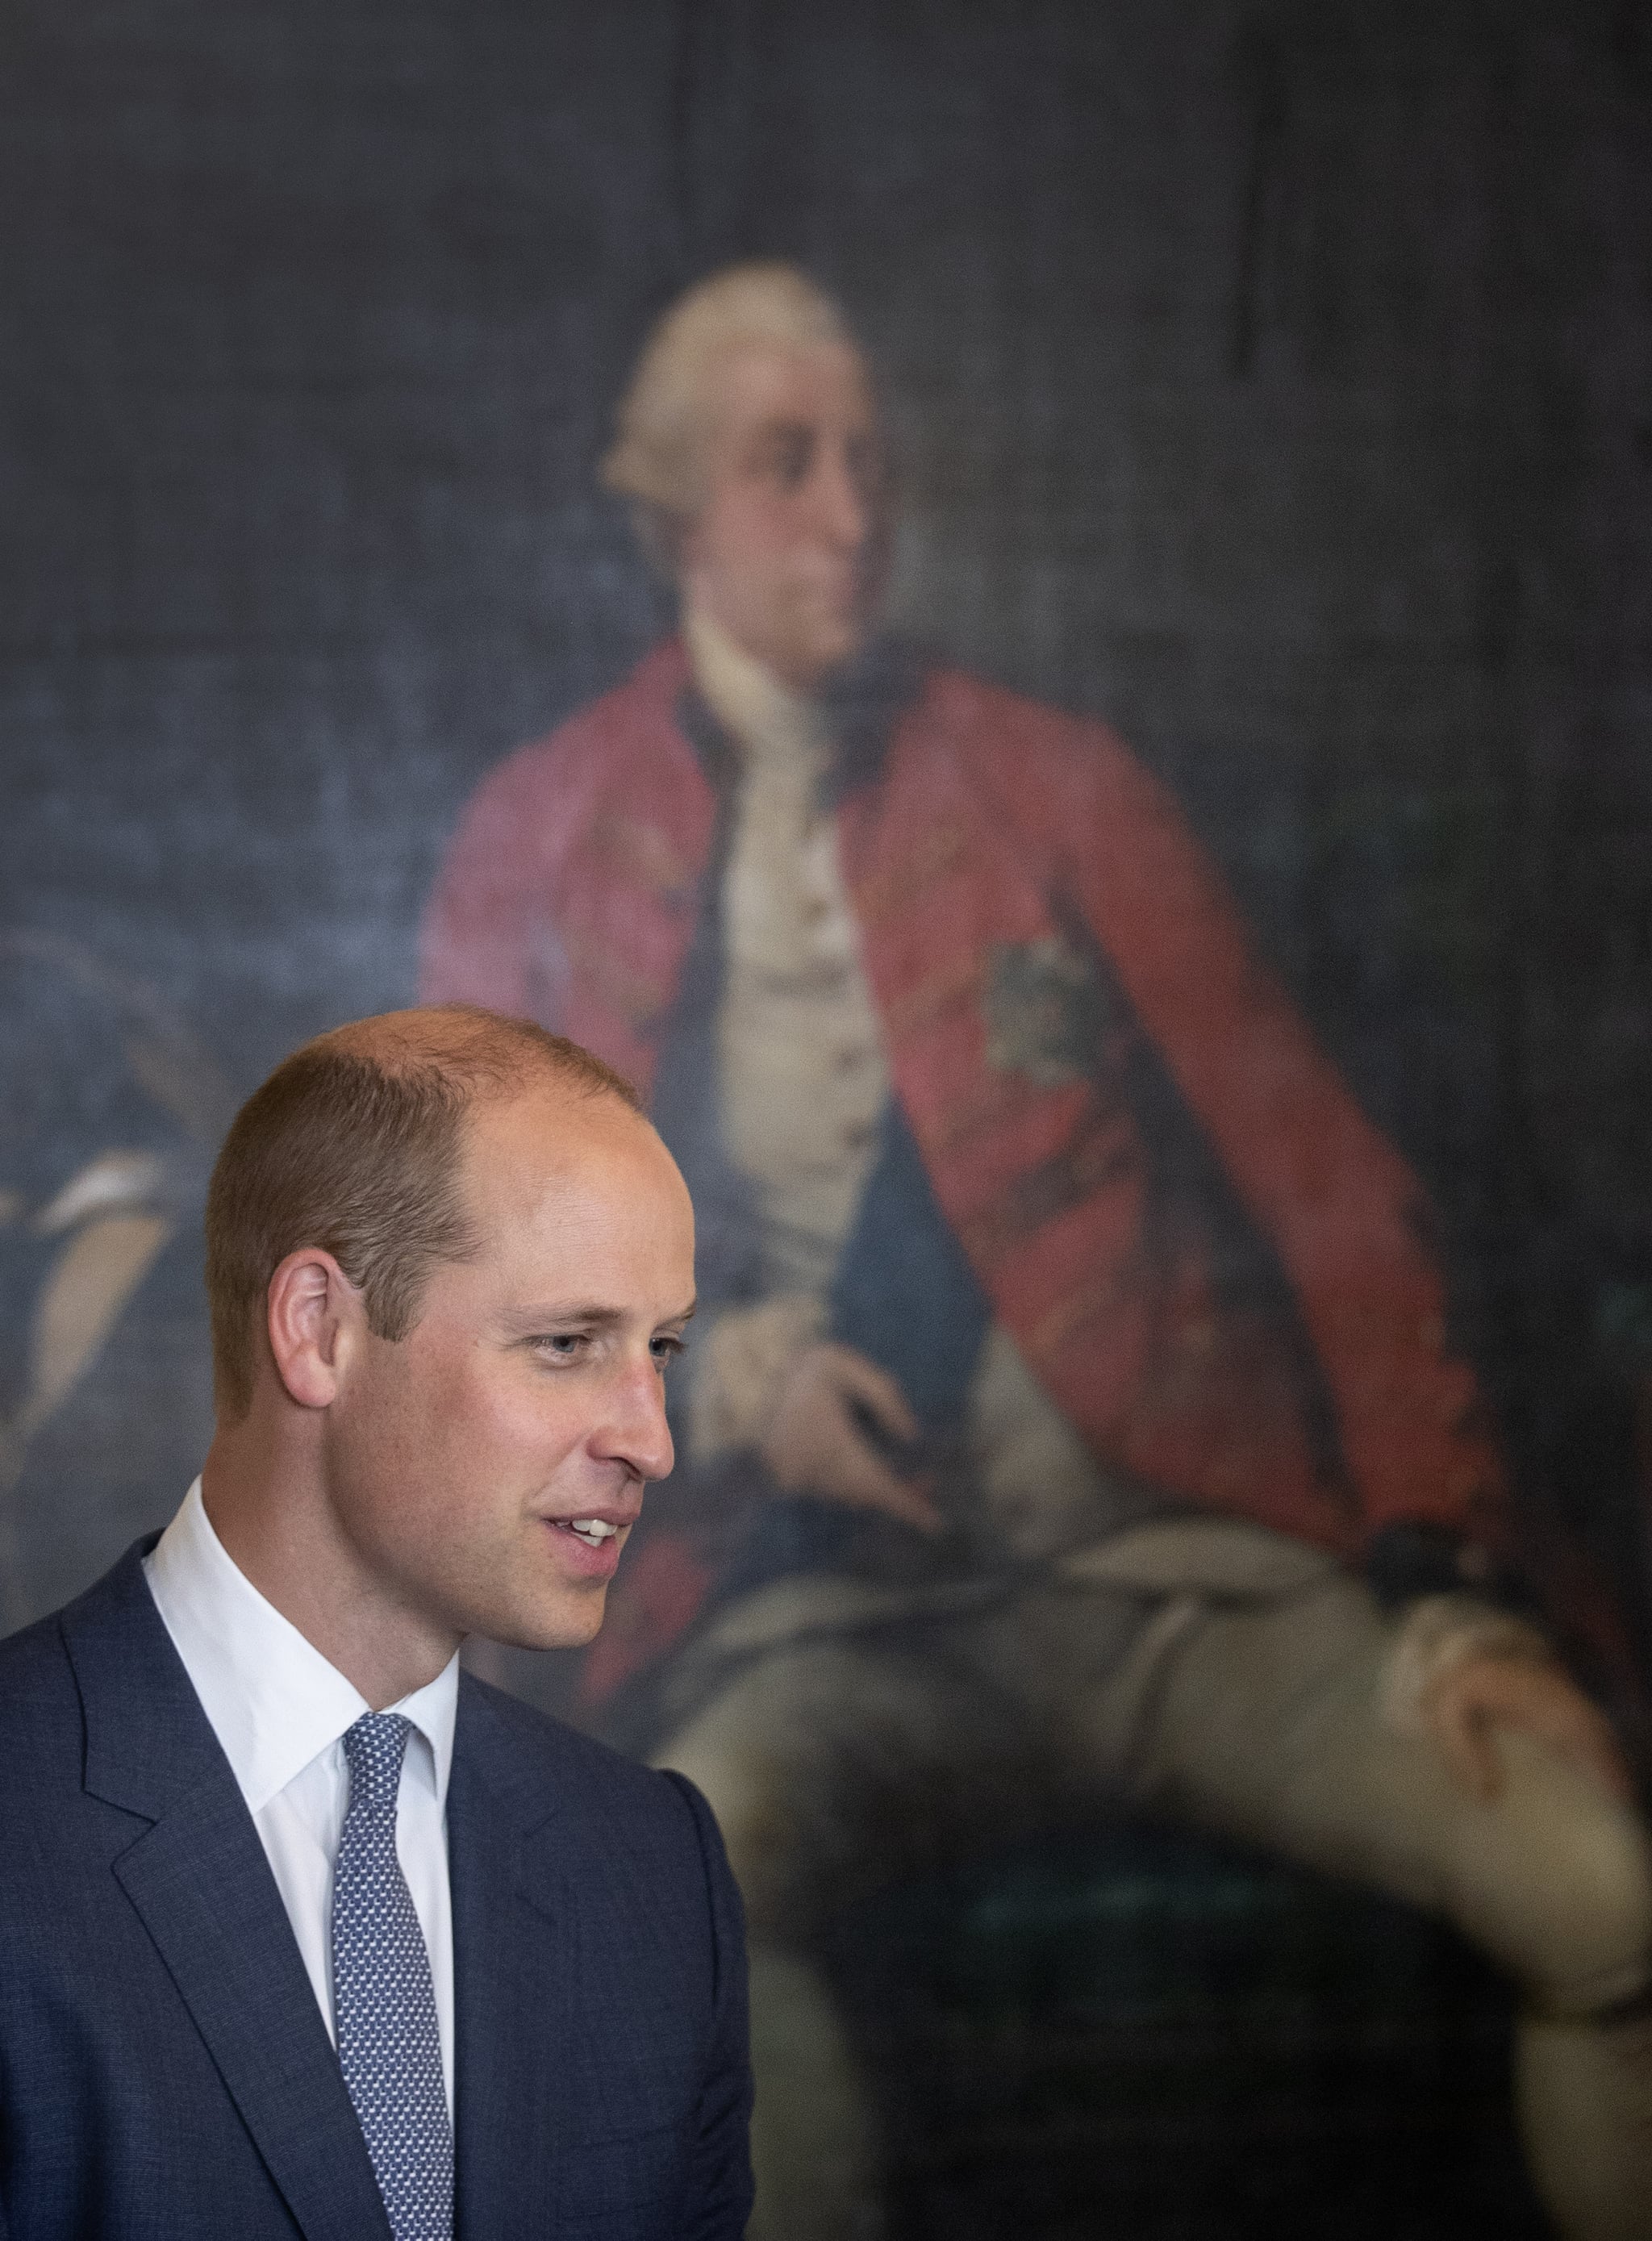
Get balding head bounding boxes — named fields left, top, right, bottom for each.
left=205, top=1005, right=638, bottom=1417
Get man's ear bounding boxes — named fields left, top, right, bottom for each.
left=265, top=1248, right=364, bottom=1410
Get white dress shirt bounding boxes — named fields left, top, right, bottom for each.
left=144, top=1479, right=458, bottom=2118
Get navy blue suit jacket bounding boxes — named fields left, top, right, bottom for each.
left=0, top=1541, right=753, bottom=2239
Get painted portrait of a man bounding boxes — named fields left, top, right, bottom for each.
left=423, top=263, right=1652, bottom=2241
left=6, top=8, right=1652, bottom=2237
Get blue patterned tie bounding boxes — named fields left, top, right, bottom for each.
left=332, top=1713, right=454, bottom=2241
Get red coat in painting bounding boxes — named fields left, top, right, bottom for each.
left=423, top=639, right=1524, bottom=1688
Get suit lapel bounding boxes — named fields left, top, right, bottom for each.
left=448, top=1679, right=573, bottom=2241
left=62, top=1545, right=392, bottom=2241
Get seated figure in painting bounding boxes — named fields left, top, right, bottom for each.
left=422, top=262, right=1652, bottom=2241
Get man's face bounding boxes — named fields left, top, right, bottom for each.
left=680, top=340, right=889, bottom=690
left=322, top=1085, right=695, bottom=1652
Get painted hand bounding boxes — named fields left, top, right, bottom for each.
left=1423, top=1648, right=1633, bottom=1804
left=760, top=1342, right=942, bottom=1533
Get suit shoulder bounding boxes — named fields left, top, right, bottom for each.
left=913, top=663, right=1185, bottom=837
left=0, top=1605, right=75, bottom=1692
left=919, top=664, right=1137, bottom=766
left=465, top=641, right=691, bottom=804
left=0, top=1610, right=85, bottom=1772
left=458, top=1676, right=703, bottom=1834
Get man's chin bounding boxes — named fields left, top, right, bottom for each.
left=774, top=609, right=874, bottom=693
left=482, top=1580, right=611, bottom=1655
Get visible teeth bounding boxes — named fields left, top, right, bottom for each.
left=568, top=1518, right=618, bottom=1544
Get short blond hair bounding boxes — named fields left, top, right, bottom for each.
left=204, top=1005, right=637, bottom=1418
left=601, top=262, right=859, bottom=538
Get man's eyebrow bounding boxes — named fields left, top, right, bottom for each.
left=511, top=1300, right=698, bottom=1330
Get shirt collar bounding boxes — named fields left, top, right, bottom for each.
left=144, top=1478, right=459, bottom=1817
left=682, top=603, right=832, bottom=775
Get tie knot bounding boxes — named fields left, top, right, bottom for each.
left=343, top=1712, right=412, bottom=1814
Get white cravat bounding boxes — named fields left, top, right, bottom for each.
left=143, top=1479, right=458, bottom=2119
left=680, top=610, right=1127, bottom=1558
left=685, top=603, right=888, bottom=1296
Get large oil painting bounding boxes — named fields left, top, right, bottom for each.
left=3, top=5, right=1650, bottom=2235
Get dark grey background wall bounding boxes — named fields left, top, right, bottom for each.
left=2, top=0, right=1650, bottom=1646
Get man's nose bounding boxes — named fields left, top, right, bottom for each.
left=808, top=440, right=872, bottom=554
left=594, top=1357, right=676, bottom=1485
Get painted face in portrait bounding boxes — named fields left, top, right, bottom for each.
left=679, top=340, right=891, bottom=691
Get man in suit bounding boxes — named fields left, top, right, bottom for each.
left=422, top=265, right=1652, bottom=2239
left=0, top=1003, right=753, bottom=2240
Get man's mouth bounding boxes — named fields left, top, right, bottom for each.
left=544, top=1512, right=636, bottom=1577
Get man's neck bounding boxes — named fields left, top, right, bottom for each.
left=200, top=1437, right=461, bottom=1710
left=682, top=605, right=831, bottom=770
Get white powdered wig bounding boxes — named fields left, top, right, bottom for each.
left=601, top=262, right=859, bottom=537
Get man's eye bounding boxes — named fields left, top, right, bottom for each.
left=651, top=1335, right=686, bottom=1369
left=753, top=428, right=814, bottom=489
left=533, top=1334, right=585, bottom=1360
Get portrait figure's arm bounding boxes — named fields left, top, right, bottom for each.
left=990, top=710, right=1633, bottom=1802
left=420, top=733, right=586, bottom=1022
